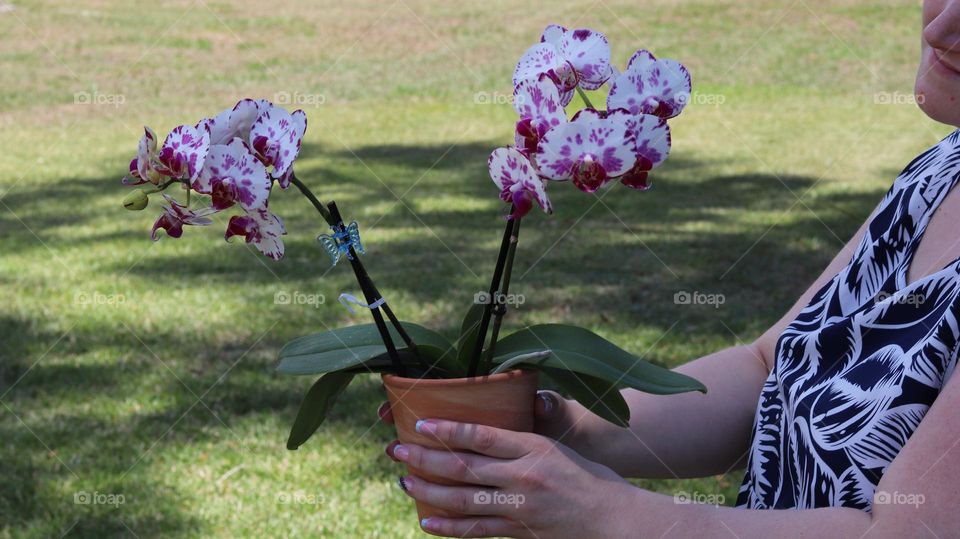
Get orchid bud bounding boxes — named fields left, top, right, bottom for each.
left=123, top=189, right=149, bottom=211
left=146, top=168, right=163, bottom=185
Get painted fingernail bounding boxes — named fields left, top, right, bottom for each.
left=397, top=475, right=413, bottom=492
left=415, top=419, right=436, bottom=434
left=393, top=444, right=409, bottom=461
left=377, top=402, right=390, bottom=420
left=385, top=441, right=400, bottom=461
left=420, top=518, right=432, bottom=530
left=538, top=392, right=554, bottom=414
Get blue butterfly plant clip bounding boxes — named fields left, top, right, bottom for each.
left=318, top=221, right=365, bottom=266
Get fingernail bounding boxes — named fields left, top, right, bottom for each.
left=393, top=444, right=409, bottom=461
left=385, top=441, right=400, bottom=462
left=377, top=403, right=389, bottom=420
left=397, top=475, right=413, bottom=492
left=420, top=518, right=432, bottom=530
left=538, top=392, right=554, bottom=414
left=415, top=419, right=436, bottom=434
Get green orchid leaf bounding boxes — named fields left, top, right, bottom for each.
left=286, top=371, right=355, bottom=450
left=277, top=322, right=454, bottom=376
left=493, top=324, right=706, bottom=395
left=540, top=367, right=631, bottom=427
left=456, top=303, right=486, bottom=370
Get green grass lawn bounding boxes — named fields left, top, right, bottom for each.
left=0, top=0, right=955, bottom=537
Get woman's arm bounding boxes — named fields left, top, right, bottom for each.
left=609, top=356, right=960, bottom=538
left=538, top=216, right=873, bottom=478
left=396, top=366, right=960, bottom=539
left=548, top=344, right=770, bottom=478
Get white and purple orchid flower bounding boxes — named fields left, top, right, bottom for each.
left=495, top=25, right=688, bottom=205
left=151, top=194, right=216, bottom=240
left=205, top=99, right=307, bottom=188
left=536, top=109, right=636, bottom=193
left=123, top=98, right=308, bottom=260
left=514, top=25, right=612, bottom=106
left=250, top=105, right=307, bottom=188
left=607, top=50, right=691, bottom=120
left=207, top=98, right=264, bottom=146
left=126, top=123, right=210, bottom=186
left=225, top=208, right=287, bottom=260
left=192, top=138, right=271, bottom=212
left=513, top=74, right=566, bottom=155
left=620, top=113, right=672, bottom=190
left=488, top=147, right=552, bottom=220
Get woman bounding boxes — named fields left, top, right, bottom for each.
left=379, top=2, right=960, bottom=536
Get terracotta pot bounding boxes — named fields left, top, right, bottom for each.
left=382, top=369, right=539, bottom=520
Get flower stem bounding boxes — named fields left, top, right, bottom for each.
left=289, top=173, right=333, bottom=224
left=482, top=217, right=521, bottom=373
left=143, top=178, right=180, bottom=195
left=576, top=86, right=595, bottom=109
left=467, top=210, right=517, bottom=377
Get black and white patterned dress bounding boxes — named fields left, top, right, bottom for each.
left=737, top=130, right=960, bottom=511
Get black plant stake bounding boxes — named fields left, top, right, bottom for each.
left=467, top=206, right=518, bottom=377
left=482, top=217, right=521, bottom=374
left=291, top=173, right=417, bottom=376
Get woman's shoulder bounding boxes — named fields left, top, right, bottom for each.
left=869, top=129, right=960, bottom=227
left=894, top=129, right=960, bottom=187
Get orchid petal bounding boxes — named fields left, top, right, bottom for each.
left=224, top=214, right=255, bottom=243
left=513, top=42, right=567, bottom=90
left=208, top=98, right=268, bottom=145
left=225, top=208, right=286, bottom=260
left=536, top=109, right=634, bottom=187
left=150, top=194, right=215, bottom=241
left=556, top=28, right=612, bottom=90
left=488, top=147, right=552, bottom=218
left=626, top=114, right=671, bottom=169
left=540, top=24, right=567, bottom=44
left=607, top=49, right=691, bottom=119
left=151, top=211, right=183, bottom=240
left=253, top=209, right=286, bottom=259
left=158, top=123, right=211, bottom=182
left=489, top=147, right=532, bottom=192
left=206, top=108, right=234, bottom=146
left=513, top=74, right=566, bottom=152
left=122, top=158, right=147, bottom=185
left=230, top=98, right=265, bottom=139
left=519, top=173, right=552, bottom=215
left=514, top=74, right=566, bottom=130
left=621, top=114, right=671, bottom=190
left=250, top=105, right=307, bottom=185
left=194, top=138, right=271, bottom=211
left=136, top=126, right=158, bottom=182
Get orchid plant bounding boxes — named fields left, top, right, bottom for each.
left=272, top=25, right=703, bottom=449
left=122, top=98, right=417, bottom=379
left=120, top=25, right=705, bottom=452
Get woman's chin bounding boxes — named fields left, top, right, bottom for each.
left=915, top=70, right=960, bottom=128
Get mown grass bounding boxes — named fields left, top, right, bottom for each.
left=0, top=0, right=954, bottom=537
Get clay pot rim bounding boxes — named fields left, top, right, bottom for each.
left=381, top=368, right=536, bottom=389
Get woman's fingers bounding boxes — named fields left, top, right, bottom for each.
left=377, top=401, right=394, bottom=424
left=398, top=475, right=514, bottom=518
left=392, top=443, right=513, bottom=486
left=414, top=419, right=539, bottom=458
left=533, top=390, right=570, bottom=439
left=419, top=515, right=517, bottom=538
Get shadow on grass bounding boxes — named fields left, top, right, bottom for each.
left=0, top=141, right=890, bottom=534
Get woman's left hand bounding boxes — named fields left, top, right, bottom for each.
left=386, top=418, right=638, bottom=538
